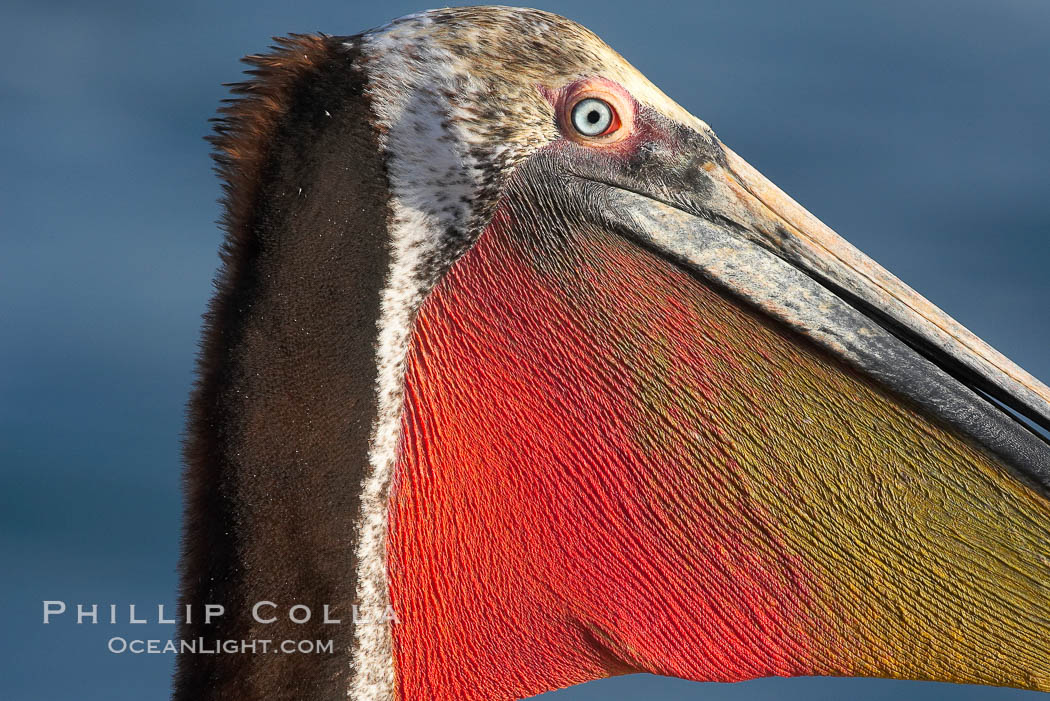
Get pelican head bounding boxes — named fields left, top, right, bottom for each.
left=176, top=7, right=1050, bottom=700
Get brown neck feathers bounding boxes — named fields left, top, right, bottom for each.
left=175, top=34, right=391, bottom=700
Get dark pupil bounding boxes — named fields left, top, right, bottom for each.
left=587, top=110, right=601, bottom=124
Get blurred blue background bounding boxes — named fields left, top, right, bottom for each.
left=1, top=0, right=1048, bottom=699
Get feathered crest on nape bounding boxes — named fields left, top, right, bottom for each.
left=207, top=33, right=335, bottom=256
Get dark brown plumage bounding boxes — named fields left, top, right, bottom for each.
left=176, top=35, right=390, bottom=700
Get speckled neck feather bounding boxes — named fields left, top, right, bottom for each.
left=348, top=8, right=697, bottom=697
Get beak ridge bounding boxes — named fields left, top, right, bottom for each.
left=595, top=147, right=1050, bottom=490
left=718, top=146, right=1050, bottom=436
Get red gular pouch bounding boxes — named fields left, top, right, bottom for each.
left=386, top=189, right=828, bottom=699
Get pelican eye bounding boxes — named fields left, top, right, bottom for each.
left=571, top=98, right=616, bottom=137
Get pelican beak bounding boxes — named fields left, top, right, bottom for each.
left=598, top=141, right=1050, bottom=489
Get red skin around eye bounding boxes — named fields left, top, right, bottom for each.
left=542, top=77, right=636, bottom=145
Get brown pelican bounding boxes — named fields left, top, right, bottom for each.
left=175, top=7, right=1050, bottom=700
